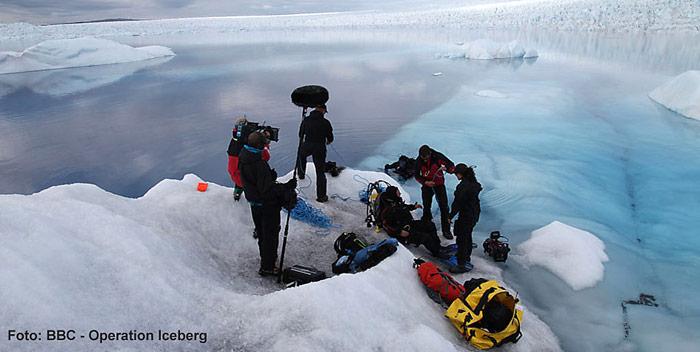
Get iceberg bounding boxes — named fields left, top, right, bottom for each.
left=514, top=221, right=609, bottom=291
left=475, top=89, right=508, bottom=98
left=649, top=70, right=700, bottom=121
left=0, top=166, right=561, bottom=351
left=438, top=39, right=537, bottom=60
left=0, top=37, right=175, bottom=75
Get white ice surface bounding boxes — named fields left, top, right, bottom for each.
left=0, top=37, right=174, bottom=75
left=0, top=165, right=560, bottom=351
left=514, top=221, right=609, bottom=290
left=649, top=70, right=700, bottom=120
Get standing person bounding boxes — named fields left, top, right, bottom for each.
left=227, top=117, right=270, bottom=201
left=449, top=164, right=482, bottom=273
left=415, top=145, right=456, bottom=239
left=297, top=104, right=334, bottom=202
left=238, top=132, right=296, bottom=276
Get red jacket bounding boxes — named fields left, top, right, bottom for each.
left=415, top=148, right=455, bottom=187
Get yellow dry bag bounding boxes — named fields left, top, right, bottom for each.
left=445, top=279, right=523, bottom=350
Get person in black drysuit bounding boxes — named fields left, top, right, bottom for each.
left=384, top=155, right=417, bottom=180
left=297, top=104, right=334, bottom=202
left=448, top=163, right=482, bottom=273
left=379, top=186, right=452, bottom=259
left=239, top=132, right=297, bottom=276
left=415, top=145, right=456, bottom=239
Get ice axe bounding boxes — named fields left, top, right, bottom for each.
left=277, top=85, right=329, bottom=284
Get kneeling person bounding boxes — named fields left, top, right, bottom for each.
left=380, top=186, right=452, bottom=259
left=239, top=132, right=296, bottom=276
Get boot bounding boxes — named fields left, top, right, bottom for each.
left=442, top=230, right=454, bottom=240
left=258, top=266, right=280, bottom=277
left=449, top=261, right=473, bottom=274
left=233, top=187, right=243, bottom=201
left=316, top=195, right=329, bottom=203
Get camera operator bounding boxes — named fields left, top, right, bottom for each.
left=297, top=104, right=334, bottom=203
left=448, top=163, right=482, bottom=273
left=416, top=145, right=456, bottom=240
left=239, top=131, right=297, bottom=276
left=227, top=117, right=271, bottom=201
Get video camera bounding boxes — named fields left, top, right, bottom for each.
left=234, top=121, right=280, bottom=143
left=483, top=231, right=511, bottom=262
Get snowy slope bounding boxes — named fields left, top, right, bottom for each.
left=0, top=37, right=174, bottom=75
left=0, top=166, right=561, bottom=351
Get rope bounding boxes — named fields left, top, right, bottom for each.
left=285, top=197, right=334, bottom=230
left=329, top=143, right=349, bottom=166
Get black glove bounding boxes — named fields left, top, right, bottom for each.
left=270, top=168, right=278, bottom=180
left=286, top=178, right=297, bottom=189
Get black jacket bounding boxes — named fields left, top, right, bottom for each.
left=238, top=146, right=277, bottom=205
left=450, top=179, right=482, bottom=223
left=299, top=110, right=334, bottom=144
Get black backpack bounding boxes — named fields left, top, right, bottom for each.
left=333, top=232, right=368, bottom=256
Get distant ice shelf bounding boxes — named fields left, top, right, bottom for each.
left=0, top=37, right=175, bottom=75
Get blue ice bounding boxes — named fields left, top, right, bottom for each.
left=362, top=58, right=700, bottom=351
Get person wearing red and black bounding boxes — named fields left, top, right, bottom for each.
left=415, top=145, right=456, bottom=240
left=227, top=117, right=270, bottom=201
left=449, top=163, right=482, bottom=273
left=297, top=104, right=334, bottom=202
left=238, top=132, right=296, bottom=277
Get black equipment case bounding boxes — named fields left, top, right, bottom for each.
left=282, top=265, right=327, bottom=286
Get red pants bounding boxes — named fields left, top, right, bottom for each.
left=228, top=155, right=242, bottom=188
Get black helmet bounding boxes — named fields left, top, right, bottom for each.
left=455, top=163, right=470, bottom=175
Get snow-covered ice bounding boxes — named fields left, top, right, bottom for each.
left=0, top=165, right=561, bottom=351
left=0, top=37, right=174, bottom=75
left=437, top=39, right=536, bottom=60
left=514, top=221, right=609, bottom=291
left=649, top=70, right=700, bottom=120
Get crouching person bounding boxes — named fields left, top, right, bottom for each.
left=239, top=131, right=296, bottom=276
left=380, top=186, right=452, bottom=259
left=449, top=164, right=482, bottom=273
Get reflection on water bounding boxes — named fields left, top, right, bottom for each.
left=0, top=56, right=173, bottom=97
left=0, top=40, right=466, bottom=196
left=0, top=30, right=698, bottom=198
